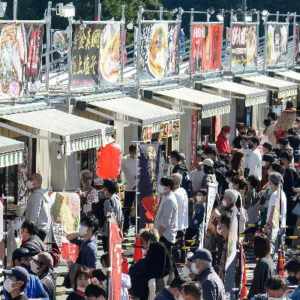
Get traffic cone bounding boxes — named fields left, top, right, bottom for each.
left=133, top=234, right=143, bottom=262
left=278, top=249, right=285, bottom=277
left=240, top=254, right=248, bottom=299
left=122, top=257, right=129, bottom=274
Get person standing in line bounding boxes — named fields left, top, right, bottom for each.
left=244, top=137, right=262, bottom=180
left=216, top=126, right=231, bottom=155
left=190, top=162, right=205, bottom=194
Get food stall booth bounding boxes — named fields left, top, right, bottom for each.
left=197, top=79, right=268, bottom=137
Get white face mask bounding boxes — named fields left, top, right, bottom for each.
left=27, top=181, right=34, bottom=189
left=191, top=262, right=198, bottom=274
left=157, top=185, right=165, bottom=195
left=262, top=161, right=266, bottom=167
left=268, top=297, right=286, bottom=300
left=225, top=133, right=230, bottom=139
left=196, top=196, right=203, bottom=203
left=229, top=182, right=233, bottom=189
left=182, top=265, right=190, bottom=277
left=226, top=178, right=230, bottom=184
left=217, top=224, right=222, bottom=235
left=176, top=295, right=184, bottom=300
left=30, top=260, right=39, bottom=274
left=3, top=278, right=14, bottom=293
left=79, top=225, right=89, bottom=237
left=222, top=199, right=227, bottom=207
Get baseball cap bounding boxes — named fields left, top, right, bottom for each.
left=12, top=248, right=32, bottom=261
left=4, top=266, right=30, bottom=284
left=188, top=249, right=212, bottom=263
left=33, top=252, right=54, bottom=268
left=201, top=158, right=214, bottom=168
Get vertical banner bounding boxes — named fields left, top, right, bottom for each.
left=137, top=143, right=163, bottom=230
left=191, top=23, right=223, bottom=72
left=295, top=24, right=299, bottom=63
left=215, top=116, right=221, bottom=142
left=109, top=217, right=122, bottom=300
left=190, top=108, right=198, bottom=170
left=266, top=24, right=288, bottom=66
left=139, top=22, right=179, bottom=80
left=231, top=24, right=258, bottom=72
left=71, top=23, right=120, bottom=87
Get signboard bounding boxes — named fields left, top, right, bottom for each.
left=190, top=108, right=198, bottom=170
left=266, top=24, right=288, bottom=66
left=0, top=24, right=44, bottom=97
left=191, top=23, right=223, bottom=72
left=71, top=23, right=120, bottom=87
left=139, top=22, right=179, bottom=80
left=137, top=143, right=163, bottom=230
left=231, top=24, right=258, bottom=71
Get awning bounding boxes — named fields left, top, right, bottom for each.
left=238, top=75, right=298, bottom=99
left=0, top=136, right=24, bottom=168
left=273, top=70, right=300, bottom=86
left=199, top=80, right=268, bottom=107
left=150, top=87, right=231, bottom=119
left=89, top=97, right=182, bottom=126
left=0, top=109, right=113, bottom=154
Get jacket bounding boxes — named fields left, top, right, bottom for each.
left=71, top=237, right=97, bottom=268
left=154, top=288, right=175, bottom=300
left=21, top=235, right=46, bottom=256
left=216, top=134, right=230, bottom=154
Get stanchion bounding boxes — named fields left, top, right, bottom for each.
left=240, top=254, right=248, bottom=299
left=278, top=248, right=285, bottom=277
left=133, top=234, right=143, bottom=261
left=122, top=257, right=129, bottom=274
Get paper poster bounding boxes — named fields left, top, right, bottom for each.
left=172, top=119, right=180, bottom=141
left=168, top=121, right=173, bottom=137
left=153, top=123, right=161, bottom=133
left=139, top=22, right=179, bottom=80
left=160, top=122, right=169, bottom=139
left=266, top=24, right=288, bottom=66
left=142, top=125, right=153, bottom=143
left=191, top=24, right=223, bottom=72
left=231, top=24, right=258, bottom=71
left=226, top=208, right=238, bottom=270
left=205, top=183, right=218, bottom=233
left=71, top=23, right=120, bottom=87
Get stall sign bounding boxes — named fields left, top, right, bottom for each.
left=172, top=119, right=180, bottom=141
left=190, top=109, right=198, bottom=170
left=160, top=122, right=169, bottom=139
left=142, top=125, right=153, bottom=143
left=191, top=24, right=223, bottom=72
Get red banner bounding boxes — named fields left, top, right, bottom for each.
left=191, top=24, right=223, bottom=72
left=61, top=243, right=79, bottom=263
left=109, top=218, right=122, bottom=300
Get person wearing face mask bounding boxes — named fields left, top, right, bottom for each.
left=25, top=173, right=51, bottom=242
left=66, top=215, right=98, bottom=269
left=262, top=142, right=273, bottom=155
left=260, top=154, right=275, bottom=191
left=251, top=275, right=288, bottom=300
left=190, top=162, right=205, bottom=194
left=200, top=159, right=217, bottom=190
left=285, top=259, right=300, bottom=300
left=230, top=151, right=245, bottom=177
left=154, top=277, right=188, bottom=300
left=232, top=125, right=247, bottom=149
left=188, top=249, right=225, bottom=300
left=277, top=138, right=294, bottom=164
left=245, top=176, right=260, bottom=228
left=66, top=266, right=91, bottom=300
left=85, top=283, right=108, bottom=300
left=3, top=266, right=30, bottom=300
left=244, top=136, right=262, bottom=181
left=30, top=252, right=56, bottom=300
left=216, top=126, right=231, bottom=155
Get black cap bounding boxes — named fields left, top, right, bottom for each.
left=4, top=266, right=30, bottom=284
left=188, top=249, right=212, bottom=263
left=262, top=142, right=272, bottom=151
left=12, top=248, right=32, bottom=261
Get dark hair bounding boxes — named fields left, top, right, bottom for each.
left=221, top=125, right=231, bottom=133
left=170, top=276, right=189, bottom=291
left=270, top=162, right=284, bottom=175
left=247, top=128, right=256, bottom=136
left=219, top=153, right=230, bottom=165
left=160, top=177, right=174, bottom=189
left=287, top=128, right=297, bottom=136
left=103, top=179, right=118, bottom=194
left=85, top=283, right=107, bottom=298
left=286, top=100, right=294, bottom=109
left=100, top=253, right=109, bottom=267
left=253, top=234, right=271, bottom=258
left=278, top=138, right=289, bottom=146
left=262, top=142, right=272, bottom=151
left=129, top=144, right=137, bottom=153
left=247, top=175, right=259, bottom=189
left=264, top=119, right=271, bottom=127
left=81, top=215, right=99, bottom=234
left=232, top=176, right=247, bottom=190
left=74, top=266, right=91, bottom=291
left=21, top=220, right=38, bottom=235
left=220, top=214, right=231, bottom=229
left=265, top=275, right=288, bottom=292
left=284, top=259, right=300, bottom=274
left=225, top=169, right=238, bottom=178
left=204, top=146, right=217, bottom=156
left=203, top=165, right=214, bottom=175
left=230, top=151, right=244, bottom=172
left=268, top=112, right=277, bottom=121
left=250, top=136, right=260, bottom=146
left=262, top=154, right=274, bottom=164
left=182, top=282, right=202, bottom=299
left=280, top=152, right=292, bottom=163
left=198, top=189, right=207, bottom=197
left=170, top=150, right=181, bottom=162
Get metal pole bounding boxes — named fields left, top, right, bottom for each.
left=242, top=0, right=247, bottom=14
left=45, top=2, right=52, bottom=100
left=67, top=17, right=73, bottom=113
left=206, top=9, right=210, bottom=22
left=189, top=8, right=194, bottom=85
left=136, top=6, right=143, bottom=99
left=177, top=8, right=182, bottom=85
left=229, top=9, right=233, bottom=73
left=159, top=6, right=163, bottom=20
left=293, top=13, right=297, bottom=69
left=276, top=11, right=279, bottom=23
left=263, top=15, right=269, bottom=73
left=94, top=0, right=98, bottom=20
left=98, top=2, right=102, bottom=21
left=120, top=5, right=125, bottom=91
left=13, top=0, right=17, bottom=20
left=256, top=11, right=260, bottom=71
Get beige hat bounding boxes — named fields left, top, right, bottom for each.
left=33, top=252, right=54, bottom=268
left=201, top=158, right=214, bottom=168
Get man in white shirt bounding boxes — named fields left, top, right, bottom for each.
left=119, top=145, right=137, bottom=235
left=154, top=177, right=178, bottom=251
left=190, top=163, right=205, bottom=194
left=244, top=136, right=262, bottom=180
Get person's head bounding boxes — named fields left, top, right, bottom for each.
left=195, top=189, right=207, bottom=205
left=248, top=136, right=260, bottom=150
left=159, top=177, right=174, bottom=195
left=80, top=170, right=93, bottom=188
left=12, top=248, right=32, bottom=267
left=225, top=170, right=238, bottom=185
left=295, top=116, right=300, bottom=128
left=285, top=100, right=294, bottom=110
left=20, top=220, right=38, bottom=242
left=284, top=259, right=300, bottom=284
left=30, top=252, right=53, bottom=276
left=268, top=112, right=278, bottom=121
left=204, top=146, right=217, bottom=161
left=222, top=189, right=238, bottom=208
left=240, top=135, right=249, bottom=149
left=247, top=175, right=259, bottom=190
left=100, top=253, right=109, bottom=269
left=231, top=176, right=247, bottom=192
left=85, top=283, right=108, bottom=300
left=264, top=118, right=271, bottom=128
left=262, top=142, right=273, bottom=154
left=195, top=162, right=202, bottom=171
left=139, top=228, right=159, bottom=251
left=75, top=266, right=91, bottom=292
left=253, top=234, right=271, bottom=258
left=188, top=249, right=213, bottom=275
left=3, top=266, right=30, bottom=295
left=180, top=153, right=187, bottom=165
left=268, top=172, right=283, bottom=192
left=201, top=158, right=214, bottom=175
left=172, top=173, right=183, bottom=189
left=278, top=138, right=289, bottom=149
left=269, top=162, right=284, bottom=175
left=181, top=282, right=202, bottom=300
left=170, top=150, right=182, bottom=166
left=103, top=179, right=118, bottom=196
left=247, top=128, right=256, bottom=137
left=27, top=173, right=42, bottom=191
left=230, top=151, right=244, bottom=172
left=79, top=215, right=99, bottom=238
left=238, top=125, right=247, bottom=136
left=129, top=144, right=137, bottom=158
left=265, top=276, right=288, bottom=299
left=262, top=154, right=275, bottom=169
left=280, top=152, right=292, bottom=168
left=195, top=153, right=204, bottom=164
left=217, top=214, right=231, bottom=239
left=169, top=277, right=189, bottom=299
left=220, top=126, right=231, bottom=139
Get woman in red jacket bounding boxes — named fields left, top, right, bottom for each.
left=216, top=126, right=231, bottom=154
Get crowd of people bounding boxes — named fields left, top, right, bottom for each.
left=2, top=101, right=300, bottom=300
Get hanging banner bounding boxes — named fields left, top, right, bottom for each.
left=139, top=22, right=179, bottom=80
left=191, top=23, right=223, bottom=72
left=71, top=23, right=120, bottom=88
left=172, top=119, right=180, bottom=141
left=109, top=217, right=122, bottom=300
left=190, top=108, right=198, bottom=170
left=295, top=24, right=299, bottom=63
left=266, top=24, right=288, bottom=66
left=231, top=24, right=258, bottom=71
left=137, top=143, right=163, bottom=230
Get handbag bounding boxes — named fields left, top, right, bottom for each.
left=292, top=203, right=300, bottom=216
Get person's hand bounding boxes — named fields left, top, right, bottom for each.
left=292, top=187, right=300, bottom=193
left=263, top=224, right=270, bottom=234
left=91, top=277, right=99, bottom=284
